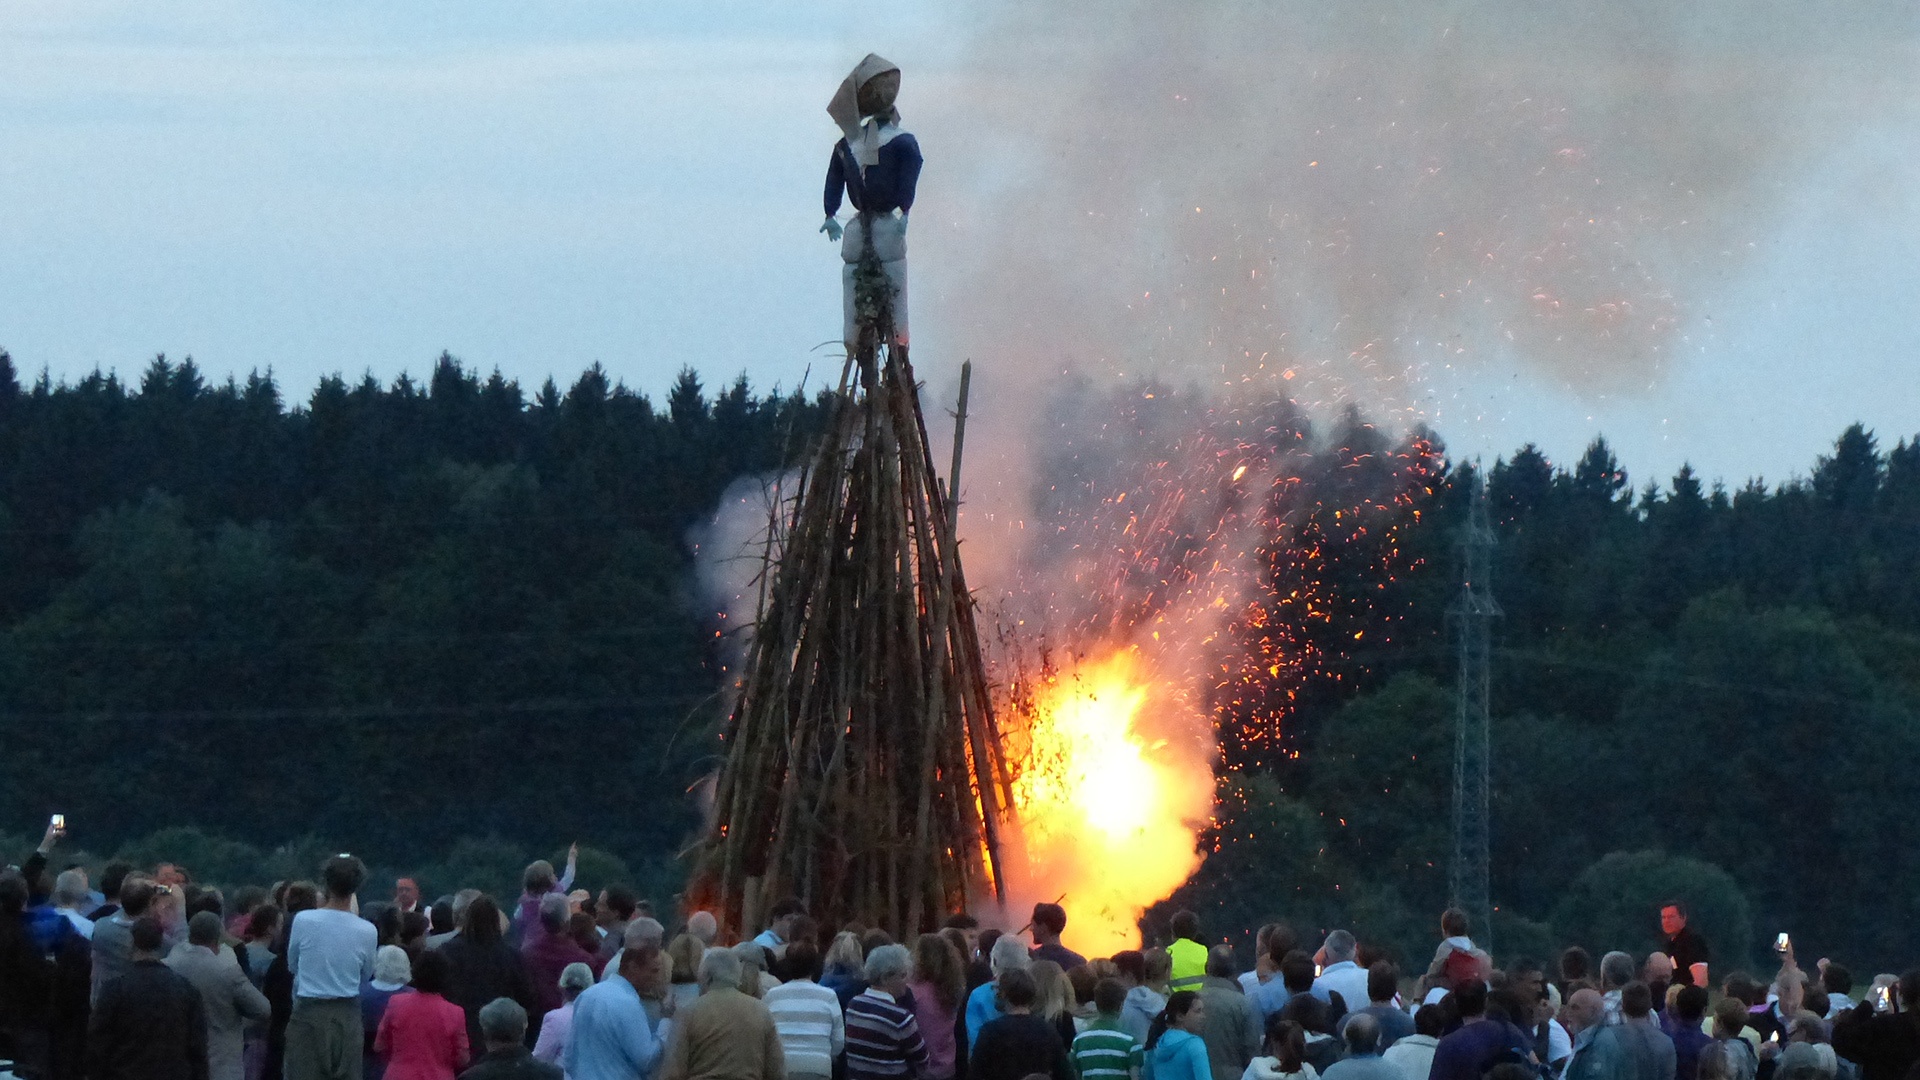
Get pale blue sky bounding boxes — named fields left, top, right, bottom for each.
left=3, top=0, right=1916, bottom=492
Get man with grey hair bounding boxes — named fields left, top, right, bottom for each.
left=427, top=888, right=482, bottom=950
left=662, top=947, right=785, bottom=1080
left=686, top=910, right=719, bottom=947
left=51, top=868, right=95, bottom=939
left=844, top=944, right=926, bottom=1080
left=1199, top=944, right=1261, bottom=1080
left=464, top=997, right=562, bottom=1079
left=568, top=918, right=677, bottom=1080
left=598, top=915, right=667, bottom=984
left=1599, top=952, right=1636, bottom=1026
left=1314, top=930, right=1369, bottom=1016
left=1324, top=1014, right=1402, bottom=1080
left=965, top=933, right=1033, bottom=1049
left=167, top=909, right=272, bottom=1080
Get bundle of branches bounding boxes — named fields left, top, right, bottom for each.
left=691, top=228, right=1012, bottom=937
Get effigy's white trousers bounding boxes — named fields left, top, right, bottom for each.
left=841, top=213, right=908, bottom=349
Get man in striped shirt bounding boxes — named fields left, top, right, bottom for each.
left=766, top=940, right=846, bottom=1080
left=845, top=944, right=930, bottom=1080
left=1073, top=978, right=1144, bottom=1080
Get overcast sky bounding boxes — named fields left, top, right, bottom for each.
left=3, top=0, right=1916, bottom=492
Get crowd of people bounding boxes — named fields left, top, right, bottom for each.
left=4, top=823, right=1919, bottom=1080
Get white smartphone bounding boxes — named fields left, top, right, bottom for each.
left=1774, top=933, right=1790, bottom=954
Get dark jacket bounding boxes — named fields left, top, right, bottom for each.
left=458, top=1044, right=564, bottom=1080
left=970, top=1013, right=1072, bottom=1080
left=440, top=936, right=537, bottom=1052
left=1833, top=1004, right=1920, bottom=1080
left=87, top=958, right=210, bottom=1080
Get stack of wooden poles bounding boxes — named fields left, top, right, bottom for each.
left=691, top=224, right=1013, bottom=937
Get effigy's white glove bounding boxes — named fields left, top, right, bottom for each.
left=820, top=217, right=843, bottom=241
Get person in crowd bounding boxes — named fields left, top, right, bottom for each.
left=1028, top=904, right=1087, bottom=971
left=1143, top=992, right=1210, bottom=1080
left=664, top=934, right=706, bottom=1011
left=522, top=894, right=598, bottom=1042
left=1271, top=953, right=1337, bottom=1072
left=1599, top=953, right=1637, bottom=1026
left=845, top=943, right=927, bottom=1080
left=1072, top=977, right=1143, bottom=1080
left=1335, top=964, right=1413, bottom=1051
left=663, top=947, right=782, bottom=1080
left=1309, top=934, right=1363, bottom=1020
left=1584, top=983, right=1675, bottom=1080
left=245, top=906, right=284, bottom=984
left=91, top=875, right=160, bottom=1002
left=1239, top=926, right=1282, bottom=996
left=1817, top=963, right=1855, bottom=1019
left=827, top=931, right=873, bottom=1009
left=87, top=862, right=133, bottom=922
left=393, top=881, right=421, bottom=919
left=1, top=870, right=57, bottom=1079
left=442, top=896, right=537, bottom=1056
left=287, top=855, right=379, bottom=1080
left=1116, top=950, right=1170, bottom=1046
left=766, top=939, right=846, bottom=1080
left=87, top=915, right=209, bottom=1080
left=1245, top=1015, right=1316, bottom=1080
left=908, top=933, right=966, bottom=1080
left=684, top=912, right=718, bottom=949
left=1561, top=988, right=1609, bottom=1080
left=168, top=909, right=272, bottom=1080
left=1753, top=965, right=1809, bottom=1044
left=567, top=919, right=675, bottom=1080
left=1707, top=997, right=1759, bottom=1080
left=1198, top=945, right=1260, bottom=1080
left=511, top=849, right=578, bottom=947
left=1426, top=979, right=1532, bottom=1080
left=458, top=998, right=561, bottom=1080
left=1560, top=951, right=1594, bottom=999
left=1169, top=914, right=1209, bottom=995
left=1427, top=911, right=1479, bottom=989
left=1318, top=1014, right=1395, bottom=1080
left=1831, top=970, right=1920, bottom=1080
left=1698, top=1041, right=1741, bottom=1080
left=734, top=940, right=781, bottom=997
left=428, top=894, right=478, bottom=953
left=1032, top=960, right=1080, bottom=1051
left=1664, top=986, right=1713, bottom=1080
left=1642, top=955, right=1674, bottom=1017
left=1380, top=1006, right=1443, bottom=1080
left=373, top=949, right=468, bottom=1080
left=1658, top=905, right=1710, bottom=991
left=401, top=913, right=433, bottom=958
left=970, top=967, right=1071, bottom=1080
left=1250, top=939, right=1294, bottom=1027
left=48, top=869, right=95, bottom=940
left=967, top=934, right=1037, bottom=1049
left=530, top=961, right=596, bottom=1070
left=595, top=917, right=665, bottom=991
left=265, top=880, right=321, bottom=1080
left=361, top=945, right=413, bottom=1080
left=754, top=899, right=807, bottom=956
left=595, top=887, right=639, bottom=964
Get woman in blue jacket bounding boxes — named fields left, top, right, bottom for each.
left=1144, top=992, right=1212, bottom=1080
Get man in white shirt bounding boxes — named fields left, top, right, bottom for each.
left=1312, top=930, right=1371, bottom=1014
left=285, top=854, right=377, bottom=1080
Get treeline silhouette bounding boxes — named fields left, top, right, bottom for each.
left=0, top=351, right=1915, bottom=971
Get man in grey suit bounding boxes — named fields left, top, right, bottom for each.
left=168, top=910, right=272, bottom=1080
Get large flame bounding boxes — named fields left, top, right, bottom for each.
left=1002, top=648, right=1212, bottom=959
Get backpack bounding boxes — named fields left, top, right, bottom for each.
left=1441, top=946, right=1481, bottom=990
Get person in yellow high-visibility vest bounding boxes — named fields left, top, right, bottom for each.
left=1167, top=910, right=1209, bottom=993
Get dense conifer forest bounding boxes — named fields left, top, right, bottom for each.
left=1, top=351, right=1914, bottom=971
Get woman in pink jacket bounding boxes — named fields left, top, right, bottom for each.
left=375, top=950, right=470, bottom=1080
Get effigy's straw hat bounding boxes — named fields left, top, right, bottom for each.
left=828, top=53, right=901, bottom=166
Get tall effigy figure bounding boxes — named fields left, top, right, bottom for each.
left=821, top=54, right=922, bottom=353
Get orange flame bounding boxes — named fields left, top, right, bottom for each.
left=1002, top=648, right=1212, bottom=959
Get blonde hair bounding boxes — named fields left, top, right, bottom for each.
left=1031, top=959, right=1074, bottom=1023
left=825, top=931, right=866, bottom=976
left=668, top=933, right=705, bottom=984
